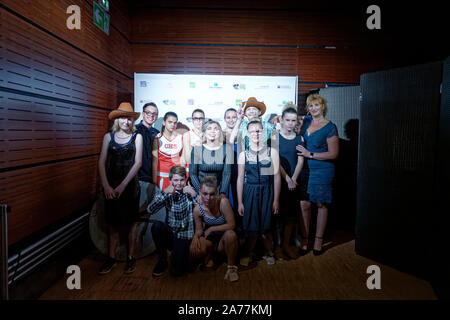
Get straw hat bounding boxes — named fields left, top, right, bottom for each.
left=242, top=97, right=266, bottom=116
left=108, top=102, right=140, bottom=120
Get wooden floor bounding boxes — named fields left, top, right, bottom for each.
left=40, top=230, right=436, bottom=300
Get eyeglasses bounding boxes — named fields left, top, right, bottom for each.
left=144, top=111, right=158, bottom=117
left=192, top=117, right=205, bottom=122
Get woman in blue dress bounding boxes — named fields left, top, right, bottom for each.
left=296, top=94, right=339, bottom=255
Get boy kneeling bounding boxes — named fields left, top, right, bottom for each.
left=147, top=165, right=197, bottom=276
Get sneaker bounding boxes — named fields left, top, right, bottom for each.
left=99, top=257, right=117, bottom=275
left=152, top=259, right=168, bottom=277
left=124, top=256, right=136, bottom=274
left=224, top=265, right=239, bottom=282
left=262, top=255, right=275, bottom=265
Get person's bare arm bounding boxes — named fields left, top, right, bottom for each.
left=296, top=135, right=339, bottom=160
left=98, top=133, right=115, bottom=199
left=237, top=151, right=245, bottom=216
left=271, top=148, right=281, bottom=215
left=152, top=137, right=159, bottom=185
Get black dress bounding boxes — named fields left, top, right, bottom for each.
left=105, top=132, right=140, bottom=227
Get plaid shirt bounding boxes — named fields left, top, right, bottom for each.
left=147, top=189, right=196, bottom=240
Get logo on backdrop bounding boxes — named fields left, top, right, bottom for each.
left=163, top=99, right=176, bottom=106
left=188, top=99, right=195, bottom=105
left=235, top=99, right=242, bottom=106
left=277, top=85, right=291, bottom=89
left=166, top=82, right=173, bottom=88
left=189, top=82, right=196, bottom=88
left=233, top=83, right=246, bottom=90
left=255, top=85, right=270, bottom=90
left=140, top=81, right=147, bottom=87
left=209, top=82, right=222, bottom=89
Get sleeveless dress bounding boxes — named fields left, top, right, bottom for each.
left=300, top=116, right=339, bottom=204
left=278, top=133, right=304, bottom=218
left=155, top=133, right=183, bottom=190
left=105, top=132, right=140, bottom=227
left=242, top=147, right=274, bottom=236
left=198, top=202, right=226, bottom=247
left=190, top=144, right=232, bottom=195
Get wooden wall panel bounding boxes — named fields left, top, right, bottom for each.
left=0, top=0, right=131, bottom=76
left=132, top=8, right=365, bottom=47
left=0, top=0, right=132, bottom=244
left=0, top=9, right=131, bottom=108
left=130, top=7, right=382, bottom=90
left=0, top=92, right=109, bottom=169
left=132, top=45, right=298, bottom=76
left=0, top=157, right=100, bottom=244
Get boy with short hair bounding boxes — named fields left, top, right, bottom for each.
left=147, top=165, right=198, bottom=276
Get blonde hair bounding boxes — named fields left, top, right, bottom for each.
left=202, top=120, right=224, bottom=144
left=111, top=118, right=137, bottom=132
left=283, top=101, right=297, bottom=112
left=306, top=94, right=327, bottom=116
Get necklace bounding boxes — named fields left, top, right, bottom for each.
left=116, top=132, right=131, bottom=139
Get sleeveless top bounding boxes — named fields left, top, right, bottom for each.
left=244, top=147, right=273, bottom=185
left=106, top=132, right=138, bottom=189
left=188, top=129, right=202, bottom=148
left=155, top=132, right=183, bottom=173
left=198, top=203, right=226, bottom=227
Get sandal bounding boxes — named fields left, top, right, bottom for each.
left=313, top=236, right=325, bottom=256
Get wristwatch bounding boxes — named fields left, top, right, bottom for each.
left=310, top=153, right=314, bottom=159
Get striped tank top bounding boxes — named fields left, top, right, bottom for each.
left=198, top=204, right=226, bottom=227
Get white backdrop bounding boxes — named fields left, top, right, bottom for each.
left=134, top=73, right=298, bottom=130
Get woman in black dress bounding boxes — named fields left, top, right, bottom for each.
left=98, top=102, right=143, bottom=274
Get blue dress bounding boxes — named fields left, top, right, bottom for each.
left=300, top=116, right=338, bottom=204
left=242, top=147, right=274, bottom=236
left=278, top=133, right=304, bottom=217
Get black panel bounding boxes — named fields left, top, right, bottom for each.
left=356, top=61, right=443, bottom=279
left=320, top=86, right=360, bottom=232
left=430, top=57, right=450, bottom=298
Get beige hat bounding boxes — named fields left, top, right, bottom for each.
left=108, top=102, right=140, bottom=120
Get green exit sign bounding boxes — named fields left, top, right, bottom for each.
left=93, top=2, right=110, bottom=35
left=99, top=0, right=109, bottom=12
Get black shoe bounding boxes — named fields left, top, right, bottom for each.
left=124, top=256, right=136, bottom=274
left=299, top=248, right=309, bottom=256
left=313, top=249, right=325, bottom=256
left=313, top=236, right=324, bottom=256
left=152, top=259, right=168, bottom=277
left=99, top=257, right=117, bottom=275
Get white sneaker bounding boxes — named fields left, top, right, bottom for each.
left=262, top=255, right=275, bottom=265
left=224, top=265, right=239, bottom=282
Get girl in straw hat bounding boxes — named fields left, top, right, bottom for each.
left=98, top=102, right=143, bottom=275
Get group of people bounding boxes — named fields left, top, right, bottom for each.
left=97, top=94, right=339, bottom=283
